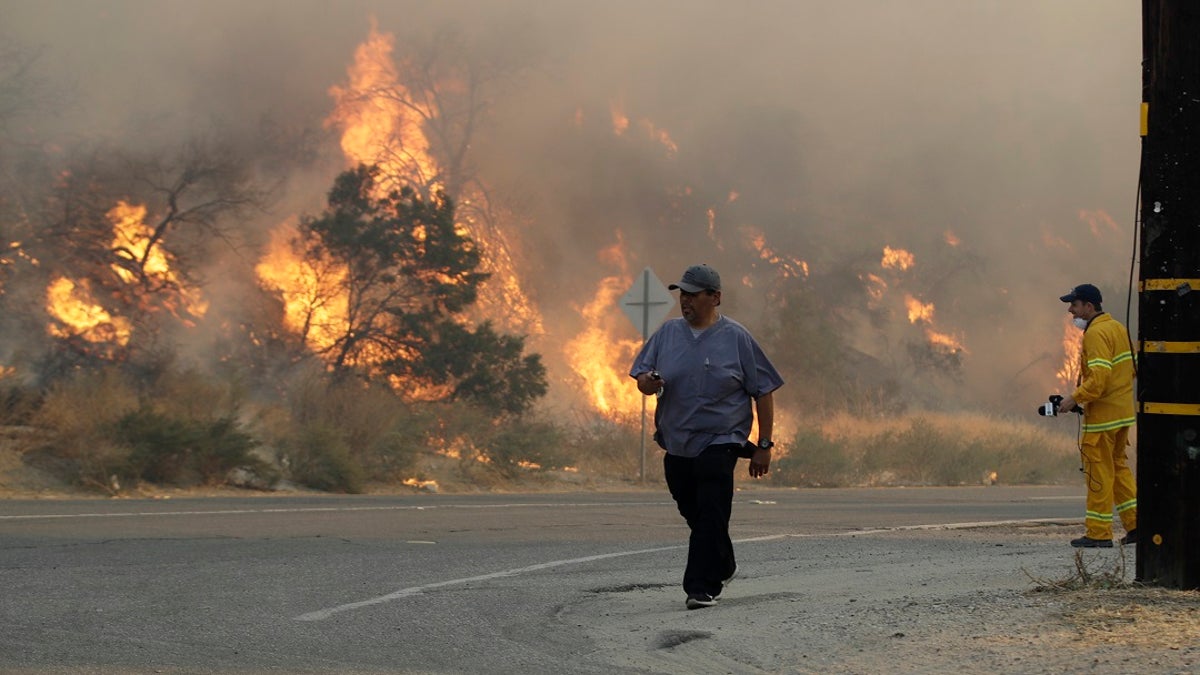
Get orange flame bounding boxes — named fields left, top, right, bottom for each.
left=744, top=226, right=808, bottom=279
left=325, top=22, right=540, bottom=336
left=45, top=199, right=206, bottom=346
left=563, top=275, right=645, bottom=420
left=255, top=220, right=348, bottom=355
left=563, top=239, right=646, bottom=420
left=1079, top=209, right=1119, bottom=239
left=402, top=477, right=439, bottom=490
left=905, top=294, right=935, bottom=324
left=108, top=201, right=208, bottom=318
left=881, top=245, right=915, bottom=271
left=861, top=273, right=887, bottom=306
left=925, top=328, right=966, bottom=354
left=260, top=22, right=546, bottom=377
left=610, top=102, right=630, bottom=135
left=944, top=230, right=961, bottom=247
left=638, top=119, right=678, bottom=157
left=327, top=21, right=439, bottom=191
left=1056, top=316, right=1082, bottom=390
left=609, top=101, right=677, bottom=155
left=46, top=277, right=132, bottom=345
left=1040, top=230, right=1072, bottom=251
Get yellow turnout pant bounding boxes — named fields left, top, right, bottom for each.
left=1081, top=425, right=1137, bottom=540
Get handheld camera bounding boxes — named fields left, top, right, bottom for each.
left=649, top=371, right=663, bottom=397
left=1037, top=394, right=1082, bottom=417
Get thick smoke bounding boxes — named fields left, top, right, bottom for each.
left=2, top=1, right=1141, bottom=416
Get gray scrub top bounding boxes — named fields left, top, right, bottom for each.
left=630, top=316, right=784, bottom=457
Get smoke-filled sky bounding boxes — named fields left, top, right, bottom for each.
left=3, top=1, right=1142, bottom=417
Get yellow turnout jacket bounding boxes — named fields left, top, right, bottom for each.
left=1072, top=313, right=1136, bottom=433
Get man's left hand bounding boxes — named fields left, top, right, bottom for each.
left=749, top=448, right=771, bottom=478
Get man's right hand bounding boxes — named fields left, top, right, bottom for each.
left=1060, top=395, right=1079, bottom=415
left=636, top=371, right=664, bottom=395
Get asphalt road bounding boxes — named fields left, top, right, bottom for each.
left=0, top=486, right=1085, bottom=674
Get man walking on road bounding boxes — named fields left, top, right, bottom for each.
left=630, top=263, right=784, bottom=609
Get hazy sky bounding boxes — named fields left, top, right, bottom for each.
left=2, top=1, right=1143, bottom=414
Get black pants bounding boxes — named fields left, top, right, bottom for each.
left=663, top=444, right=738, bottom=596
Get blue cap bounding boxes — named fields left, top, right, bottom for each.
left=1059, top=283, right=1102, bottom=305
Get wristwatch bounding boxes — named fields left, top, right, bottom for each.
left=757, top=439, right=774, bottom=450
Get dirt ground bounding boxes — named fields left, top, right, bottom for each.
left=3, top=443, right=1200, bottom=674
left=570, top=523, right=1200, bottom=675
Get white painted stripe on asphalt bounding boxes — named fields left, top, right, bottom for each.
left=0, top=502, right=675, bottom=520
left=293, top=516, right=1078, bottom=622
left=293, top=543, right=688, bottom=621
left=0, top=496, right=1080, bottom=521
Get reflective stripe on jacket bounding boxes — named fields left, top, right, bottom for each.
left=1073, top=313, right=1135, bottom=433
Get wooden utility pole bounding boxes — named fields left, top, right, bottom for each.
left=1137, top=1, right=1200, bottom=588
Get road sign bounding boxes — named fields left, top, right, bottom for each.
left=620, top=266, right=673, bottom=483
left=620, top=267, right=673, bottom=339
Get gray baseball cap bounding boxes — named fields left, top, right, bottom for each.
left=668, top=264, right=722, bottom=293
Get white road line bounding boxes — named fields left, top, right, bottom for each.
left=0, top=496, right=1080, bottom=521
left=293, top=516, right=1079, bottom=622
left=293, top=543, right=687, bottom=622
left=0, top=502, right=673, bottom=521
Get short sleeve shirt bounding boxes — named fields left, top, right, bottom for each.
left=630, top=316, right=784, bottom=457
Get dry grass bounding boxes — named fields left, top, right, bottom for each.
left=1063, top=587, right=1200, bottom=648
left=1026, top=548, right=1133, bottom=592
left=768, top=410, right=1082, bottom=487
left=819, top=410, right=1078, bottom=453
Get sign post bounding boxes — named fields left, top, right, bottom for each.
left=619, top=267, right=673, bottom=482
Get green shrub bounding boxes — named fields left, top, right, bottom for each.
left=115, top=408, right=199, bottom=484
left=857, top=429, right=899, bottom=484
left=189, top=417, right=269, bottom=485
left=112, top=408, right=267, bottom=487
left=281, top=424, right=365, bottom=493
left=284, top=372, right=421, bottom=482
left=770, top=427, right=851, bottom=486
left=485, top=418, right=570, bottom=478
left=29, top=368, right=140, bottom=492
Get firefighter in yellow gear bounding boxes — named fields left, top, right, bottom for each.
left=1058, top=284, right=1136, bottom=549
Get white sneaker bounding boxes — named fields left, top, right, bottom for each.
left=721, top=564, right=738, bottom=589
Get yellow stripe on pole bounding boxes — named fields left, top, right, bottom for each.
left=1142, top=402, right=1200, bottom=416
left=1141, top=102, right=1149, bottom=137
left=1141, top=341, right=1200, bottom=353
left=1138, top=279, right=1200, bottom=292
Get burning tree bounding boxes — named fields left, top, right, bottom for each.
left=266, top=164, right=546, bottom=415
left=325, top=22, right=543, bottom=336
left=27, top=138, right=268, bottom=377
